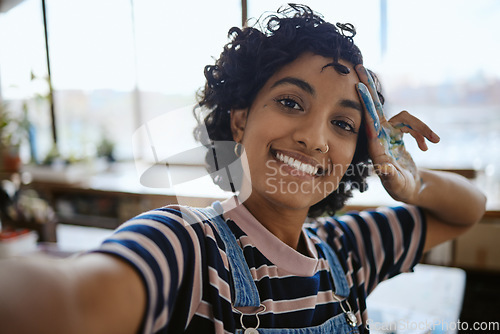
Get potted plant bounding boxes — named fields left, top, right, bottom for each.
left=0, top=102, right=28, bottom=173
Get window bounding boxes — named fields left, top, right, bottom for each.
left=377, top=0, right=500, bottom=174
left=0, top=0, right=51, bottom=163
left=46, top=0, right=136, bottom=161
left=0, top=0, right=241, bottom=164
left=131, top=0, right=241, bottom=165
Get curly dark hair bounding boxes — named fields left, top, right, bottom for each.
left=194, top=3, right=385, bottom=217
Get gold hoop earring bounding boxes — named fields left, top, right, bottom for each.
left=319, top=144, right=329, bottom=154
left=234, top=142, right=243, bottom=157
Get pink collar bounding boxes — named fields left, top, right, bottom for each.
left=220, top=196, right=319, bottom=276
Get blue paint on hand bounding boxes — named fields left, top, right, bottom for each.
left=357, top=83, right=380, bottom=134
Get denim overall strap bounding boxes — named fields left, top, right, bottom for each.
left=306, top=230, right=350, bottom=298
left=197, top=204, right=261, bottom=308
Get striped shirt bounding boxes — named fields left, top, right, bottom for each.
left=93, top=199, right=426, bottom=333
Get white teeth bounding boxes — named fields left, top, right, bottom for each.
left=275, top=152, right=319, bottom=176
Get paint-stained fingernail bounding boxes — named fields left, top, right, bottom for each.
left=357, top=83, right=380, bottom=133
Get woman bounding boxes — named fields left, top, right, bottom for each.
left=0, top=4, right=486, bottom=334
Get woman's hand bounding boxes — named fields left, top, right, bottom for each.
left=354, top=64, right=440, bottom=203
left=355, top=65, right=486, bottom=252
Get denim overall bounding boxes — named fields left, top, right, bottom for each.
left=199, top=203, right=360, bottom=334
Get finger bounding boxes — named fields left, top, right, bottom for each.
left=356, top=82, right=381, bottom=138
left=405, top=127, right=428, bottom=151
left=357, top=82, right=395, bottom=165
left=388, top=124, right=428, bottom=151
left=389, top=111, right=440, bottom=144
left=355, top=64, right=386, bottom=123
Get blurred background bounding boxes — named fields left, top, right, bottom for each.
left=0, top=0, right=500, bottom=171
left=0, top=0, right=499, bottom=331
left=1, top=0, right=499, bottom=173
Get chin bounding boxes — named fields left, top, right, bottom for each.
left=263, top=188, right=322, bottom=212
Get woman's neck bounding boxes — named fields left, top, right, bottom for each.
left=241, top=197, right=309, bottom=252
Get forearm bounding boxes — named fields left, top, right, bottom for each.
left=0, top=254, right=145, bottom=334
left=410, top=168, right=486, bottom=226
left=0, top=257, right=83, bottom=334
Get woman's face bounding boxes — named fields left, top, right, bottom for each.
left=231, top=52, right=362, bottom=214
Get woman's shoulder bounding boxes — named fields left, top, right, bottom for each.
left=117, top=203, right=224, bottom=243
left=94, top=203, right=228, bottom=273
left=129, top=203, right=216, bottom=224
left=313, top=204, right=422, bottom=225
left=305, top=204, right=424, bottom=243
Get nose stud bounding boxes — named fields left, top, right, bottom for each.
left=318, top=144, right=329, bottom=154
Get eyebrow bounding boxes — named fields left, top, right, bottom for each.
left=340, top=99, right=363, bottom=114
left=271, top=77, right=315, bottom=96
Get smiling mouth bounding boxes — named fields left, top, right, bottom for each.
left=274, top=151, right=324, bottom=177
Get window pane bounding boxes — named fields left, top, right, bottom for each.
left=380, top=0, right=500, bottom=172
left=0, top=0, right=52, bottom=163
left=132, top=0, right=241, bottom=164
left=46, top=0, right=136, bottom=161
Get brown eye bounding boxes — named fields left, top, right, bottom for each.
left=332, top=120, right=357, bottom=133
left=276, top=98, right=303, bottom=111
